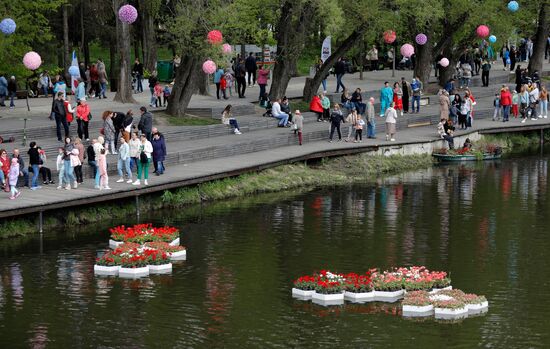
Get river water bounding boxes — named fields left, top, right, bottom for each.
left=1, top=153, right=549, bottom=348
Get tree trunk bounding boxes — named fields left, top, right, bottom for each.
left=139, top=0, right=157, bottom=72
left=302, top=24, right=368, bottom=102
left=528, top=2, right=549, bottom=74
left=166, top=55, right=201, bottom=116
left=198, top=73, right=208, bottom=95
left=113, top=0, right=137, bottom=103
left=80, top=0, right=85, bottom=62
left=240, top=44, right=246, bottom=60
left=359, top=38, right=364, bottom=80
left=63, top=4, right=71, bottom=82
left=414, top=39, right=433, bottom=86
left=109, top=40, right=116, bottom=87
left=269, top=1, right=313, bottom=99
left=438, top=44, right=457, bottom=87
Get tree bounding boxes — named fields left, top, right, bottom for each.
left=528, top=1, right=549, bottom=74
left=269, top=0, right=316, bottom=99
left=302, top=24, right=368, bottom=102
left=112, top=0, right=137, bottom=103
left=139, top=0, right=160, bottom=72
left=164, top=0, right=227, bottom=116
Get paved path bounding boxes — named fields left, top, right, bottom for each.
left=1, top=114, right=549, bottom=218
left=1, top=59, right=549, bottom=219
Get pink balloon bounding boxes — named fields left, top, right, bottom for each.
left=23, top=51, right=42, bottom=70
left=476, top=25, right=490, bottom=38
left=400, top=44, right=415, bottom=58
left=207, top=30, right=223, bottom=45
left=415, top=33, right=428, bottom=45
left=202, top=60, right=217, bottom=74
left=383, top=30, right=396, bottom=44
left=222, top=43, right=232, bottom=54
left=439, top=58, right=450, bottom=67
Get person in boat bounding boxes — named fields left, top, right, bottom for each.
left=463, top=138, right=472, bottom=151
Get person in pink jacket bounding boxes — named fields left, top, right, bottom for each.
left=98, top=149, right=111, bottom=190
left=8, top=158, right=21, bottom=199
left=257, top=65, right=270, bottom=101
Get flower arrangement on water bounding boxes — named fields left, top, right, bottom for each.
left=402, top=291, right=431, bottom=306
left=462, top=294, right=487, bottom=305
left=96, top=252, right=120, bottom=266
left=432, top=299, right=466, bottom=310
left=142, top=248, right=170, bottom=266
left=144, top=241, right=185, bottom=253
left=293, top=275, right=317, bottom=291
left=109, top=224, right=179, bottom=244
left=344, top=272, right=374, bottom=293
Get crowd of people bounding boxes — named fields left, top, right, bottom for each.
left=0, top=103, right=168, bottom=200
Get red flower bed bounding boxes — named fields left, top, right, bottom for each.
left=109, top=224, right=180, bottom=244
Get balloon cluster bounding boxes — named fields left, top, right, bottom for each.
left=415, top=33, right=428, bottom=46
left=0, top=18, right=16, bottom=35
left=508, top=1, right=519, bottom=12
left=400, top=44, right=415, bottom=58
left=23, top=51, right=42, bottom=70
left=68, top=66, right=80, bottom=77
left=383, top=30, right=396, bottom=44
left=118, top=4, right=138, bottom=24
left=202, top=60, right=217, bottom=74
left=207, top=30, right=223, bottom=45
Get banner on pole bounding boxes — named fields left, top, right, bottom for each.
left=70, top=51, right=80, bottom=93
left=321, top=36, right=331, bottom=63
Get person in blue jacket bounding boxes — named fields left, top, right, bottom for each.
left=213, top=67, right=225, bottom=100
left=379, top=81, right=393, bottom=116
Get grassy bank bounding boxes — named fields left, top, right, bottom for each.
left=0, top=153, right=433, bottom=238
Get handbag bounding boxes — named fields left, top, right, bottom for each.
left=140, top=151, right=148, bottom=163
left=292, top=123, right=298, bottom=130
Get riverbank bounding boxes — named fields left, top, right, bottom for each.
left=0, top=153, right=433, bottom=238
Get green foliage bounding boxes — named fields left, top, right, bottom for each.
left=0, top=0, right=65, bottom=78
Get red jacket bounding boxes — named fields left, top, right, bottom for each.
left=309, top=96, right=323, bottom=113
left=0, top=155, right=10, bottom=177
left=76, top=103, right=91, bottom=122
left=500, top=90, right=512, bottom=106
left=64, top=100, right=74, bottom=123
left=220, top=76, right=227, bottom=90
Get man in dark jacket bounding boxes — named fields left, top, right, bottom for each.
left=52, top=92, right=69, bottom=142
left=245, top=52, right=258, bottom=87
left=138, top=106, right=153, bottom=141
left=401, top=77, right=411, bottom=113
left=334, top=58, right=346, bottom=93
left=133, top=58, right=144, bottom=93
left=236, top=59, right=247, bottom=98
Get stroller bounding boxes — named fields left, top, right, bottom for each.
left=260, top=95, right=272, bottom=117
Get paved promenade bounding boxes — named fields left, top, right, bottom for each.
left=1, top=60, right=549, bottom=220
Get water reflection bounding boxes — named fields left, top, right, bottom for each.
left=0, top=155, right=549, bottom=347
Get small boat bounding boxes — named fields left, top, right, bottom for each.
left=432, top=153, right=502, bottom=162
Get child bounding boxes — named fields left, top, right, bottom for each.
left=8, top=158, right=21, bottom=199
left=512, top=90, right=519, bottom=118
left=56, top=147, right=65, bottom=190
left=493, top=93, right=500, bottom=121
left=224, top=69, right=234, bottom=97
left=154, top=82, right=163, bottom=108
left=220, top=75, right=228, bottom=100
left=463, top=138, right=472, bottom=151
left=294, top=110, right=304, bottom=145
left=163, top=85, right=171, bottom=106
left=354, top=114, right=365, bottom=143
left=98, top=148, right=110, bottom=190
